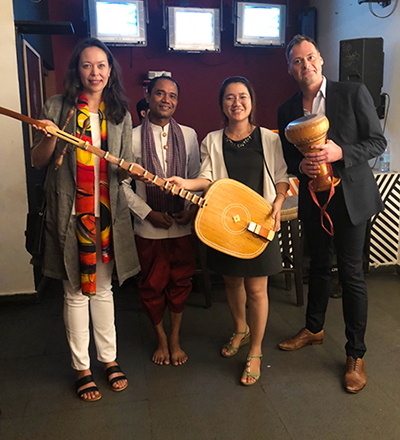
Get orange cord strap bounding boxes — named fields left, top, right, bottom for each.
left=308, top=164, right=335, bottom=236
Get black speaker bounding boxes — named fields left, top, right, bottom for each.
left=297, top=7, right=317, bottom=41
left=339, top=37, right=384, bottom=108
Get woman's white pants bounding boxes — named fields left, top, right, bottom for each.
left=62, top=230, right=116, bottom=371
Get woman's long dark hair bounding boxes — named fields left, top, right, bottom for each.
left=218, top=76, right=257, bottom=127
left=63, top=38, right=129, bottom=124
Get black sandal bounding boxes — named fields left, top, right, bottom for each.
left=75, top=374, right=102, bottom=402
left=105, top=365, right=128, bottom=392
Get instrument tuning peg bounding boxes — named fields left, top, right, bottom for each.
left=55, top=108, right=75, bottom=170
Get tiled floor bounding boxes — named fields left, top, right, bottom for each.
left=1, top=271, right=399, bottom=440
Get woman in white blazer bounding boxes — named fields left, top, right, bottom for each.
left=168, top=77, right=289, bottom=386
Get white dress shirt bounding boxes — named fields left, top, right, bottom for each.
left=304, top=76, right=327, bottom=116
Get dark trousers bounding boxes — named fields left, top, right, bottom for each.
left=303, top=185, right=368, bottom=359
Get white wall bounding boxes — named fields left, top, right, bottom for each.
left=0, top=0, right=36, bottom=295
left=310, top=0, right=400, bottom=173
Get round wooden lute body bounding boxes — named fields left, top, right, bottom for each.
left=195, top=179, right=275, bottom=259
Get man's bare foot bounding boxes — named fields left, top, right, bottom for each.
left=104, top=361, right=128, bottom=391
left=152, top=342, right=170, bottom=365
left=169, top=337, right=188, bottom=366
left=168, top=311, right=187, bottom=366
left=76, top=369, right=102, bottom=402
left=153, top=322, right=170, bottom=365
left=170, top=346, right=188, bottom=366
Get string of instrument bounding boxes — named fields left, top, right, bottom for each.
left=0, top=105, right=275, bottom=259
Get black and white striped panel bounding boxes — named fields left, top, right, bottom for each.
left=370, top=173, right=400, bottom=266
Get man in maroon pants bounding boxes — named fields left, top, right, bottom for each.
left=123, top=76, right=200, bottom=366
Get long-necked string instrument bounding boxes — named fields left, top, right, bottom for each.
left=0, top=106, right=275, bottom=259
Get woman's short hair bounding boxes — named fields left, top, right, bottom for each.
left=219, top=76, right=256, bottom=126
left=63, top=37, right=128, bottom=124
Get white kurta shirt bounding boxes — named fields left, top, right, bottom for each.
left=122, top=122, right=200, bottom=239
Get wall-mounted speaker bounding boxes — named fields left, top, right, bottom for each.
left=339, top=37, right=384, bottom=108
left=297, top=7, right=317, bottom=41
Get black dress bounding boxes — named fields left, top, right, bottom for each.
left=207, top=127, right=283, bottom=277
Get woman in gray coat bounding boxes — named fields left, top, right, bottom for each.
left=31, top=38, right=139, bottom=402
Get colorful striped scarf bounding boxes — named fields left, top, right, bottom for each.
left=141, top=115, right=186, bottom=215
left=75, top=92, right=113, bottom=296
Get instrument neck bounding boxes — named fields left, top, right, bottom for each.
left=0, top=105, right=206, bottom=209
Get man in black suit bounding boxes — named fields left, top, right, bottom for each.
left=277, top=35, right=386, bottom=393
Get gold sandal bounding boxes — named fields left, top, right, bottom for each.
left=241, top=354, right=262, bottom=386
left=221, top=325, right=250, bottom=358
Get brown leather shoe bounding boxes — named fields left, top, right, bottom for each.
left=278, top=328, right=324, bottom=351
left=344, top=356, right=366, bottom=393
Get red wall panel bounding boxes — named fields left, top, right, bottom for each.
left=48, top=0, right=309, bottom=140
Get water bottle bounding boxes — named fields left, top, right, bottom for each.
left=379, top=143, right=390, bottom=173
